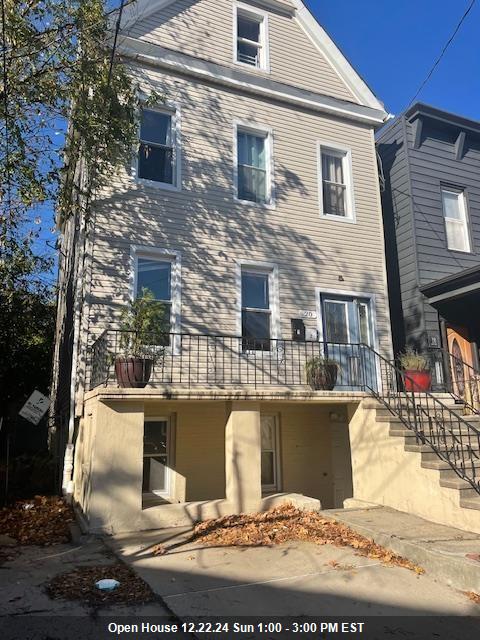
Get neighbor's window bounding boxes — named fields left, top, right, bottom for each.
left=241, top=269, right=271, bottom=351
left=237, top=129, right=269, bottom=203
left=138, top=108, right=176, bottom=186
left=320, top=147, right=353, bottom=219
left=441, top=188, right=471, bottom=253
left=236, top=8, right=267, bottom=69
left=136, top=256, right=172, bottom=332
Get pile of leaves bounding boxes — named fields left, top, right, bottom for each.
left=189, top=504, right=424, bottom=574
left=466, top=591, right=480, bottom=605
left=47, top=564, right=155, bottom=605
left=0, top=496, right=74, bottom=545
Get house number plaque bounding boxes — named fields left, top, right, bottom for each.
left=299, top=310, right=317, bottom=319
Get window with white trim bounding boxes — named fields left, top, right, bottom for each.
left=261, top=415, right=279, bottom=492
left=237, top=128, right=270, bottom=204
left=134, top=251, right=181, bottom=345
left=143, top=418, right=172, bottom=497
left=319, top=146, right=354, bottom=219
left=441, top=188, right=471, bottom=253
left=241, top=268, right=272, bottom=351
left=235, top=6, right=267, bottom=69
left=138, top=108, right=177, bottom=186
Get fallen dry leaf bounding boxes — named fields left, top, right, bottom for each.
left=47, top=563, right=154, bottom=605
left=466, top=591, right=480, bottom=604
left=0, top=496, right=74, bottom=545
left=188, top=504, right=425, bottom=574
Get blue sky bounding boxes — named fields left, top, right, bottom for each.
left=310, top=0, right=480, bottom=119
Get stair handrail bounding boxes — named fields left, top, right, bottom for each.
left=426, top=346, right=480, bottom=415
left=361, top=344, right=480, bottom=494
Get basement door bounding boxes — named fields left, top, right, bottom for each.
left=143, top=418, right=172, bottom=498
left=320, top=294, right=377, bottom=391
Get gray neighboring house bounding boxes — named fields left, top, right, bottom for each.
left=377, top=103, right=480, bottom=395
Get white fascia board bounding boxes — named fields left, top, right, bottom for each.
left=290, top=0, right=385, bottom=111
left=119, top=38, right=387, bottom=126
left=119, top=0, right=176, bottom=30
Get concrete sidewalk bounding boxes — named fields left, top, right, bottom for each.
left=331, top=504, right=480, bottom=592
left=106, top=509, right=480, bottom=637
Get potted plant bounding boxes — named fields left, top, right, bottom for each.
left=305, top=356, right=339, bottom=390
left=399, top=348, right=431, bottom=392
left=114, top=288, right=169, bottom=388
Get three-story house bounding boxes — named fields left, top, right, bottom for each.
left=51, top=0, right=396, bottom=534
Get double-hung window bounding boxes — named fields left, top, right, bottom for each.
left=237, top=128, right=270, bottom=204
left=235, top=6, right=267, bottom=70
left=441, top=187, right=471, bottom=253
left=319, top=146, right=354, bottom=220
left=241, top=269, right=272, bottom=351
left=261, top=415, right=279, bottom=492
left=138, top=108, right=177, bottom=187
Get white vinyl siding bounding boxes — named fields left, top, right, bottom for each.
left=441, top=188, right=471, bottom=253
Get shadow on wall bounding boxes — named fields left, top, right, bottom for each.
left=74, top=67, right=389, bottom=395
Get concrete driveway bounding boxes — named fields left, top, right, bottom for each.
left=108, top=526, right=480, bottom=638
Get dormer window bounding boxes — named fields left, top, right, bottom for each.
left=235, top=4, right=268, bottom=70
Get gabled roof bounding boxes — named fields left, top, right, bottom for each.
left=118, top=0, right=385, bottom=112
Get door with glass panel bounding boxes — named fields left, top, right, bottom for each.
left=261, top=415, right=279, bottom=493
left=321, top=295, right=376, bottom=390
left=143, top=419, right=171, bottom=497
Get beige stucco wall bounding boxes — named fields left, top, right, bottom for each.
left=74, top=395, right=356, bottom=533
left=265, top=402, right=352, bottom=509
left=348, top=401, right=480, bottom=535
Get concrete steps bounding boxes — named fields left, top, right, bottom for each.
left=372, top=398, right=480, bottom=513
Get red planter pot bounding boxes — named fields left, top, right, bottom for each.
left=115, top=357, right=152, bottom=388
left=404, top=370, right=432, bottom=392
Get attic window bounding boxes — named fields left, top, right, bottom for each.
left=235, top=6, right=268, bottom=70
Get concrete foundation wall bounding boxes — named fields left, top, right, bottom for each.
left=73, top=394, right=356, bottom=533
left=348, top=401, right=480, bottom=535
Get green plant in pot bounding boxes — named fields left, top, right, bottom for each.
left=305, top=356, right=339, bottom=391
left=398, top=348, right=431, bottom=392
left=115, top=288, right=170, bottom=388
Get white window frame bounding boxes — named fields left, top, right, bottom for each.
left=322, top=298, right=350, bottom=344
left=441, top=187, right=471, bottom=253
left=236, top=260, right=281, bottom=352
left=130, top=245, right=182, bottom=353
left=233, top=2, right=270, bottom=72
left=133, top=103, right=182, bottom=192
left=317, top=142, right=356, bottom=223
left=315, top=287, right=381, bottom=391
left=143, top=416, right=174, bottom=499
left=261, top=414, right=281, bottom=493
left=233, top=120, right=275, bottom=208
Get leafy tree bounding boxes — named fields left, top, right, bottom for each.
left=0, top=1, right=144, bottom=430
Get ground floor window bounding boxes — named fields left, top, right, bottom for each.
left=143, top=418, right=171, bottom=497
left=261, top=415, right=280, bottom=492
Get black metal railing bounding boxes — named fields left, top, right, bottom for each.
left=367, top=348, right=480, bottom=495
left=425, top=347, right=480, bottom=414
left=89, top=331, right=378, bottom=391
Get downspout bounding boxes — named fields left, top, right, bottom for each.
left=62, top=158, right=88, bottom=498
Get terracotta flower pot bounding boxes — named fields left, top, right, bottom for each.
left=404, top=370, right=432, bottom=392
left=114, top=357, right=152, bottom=388
left=307, top=363, right=338, bottom=390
